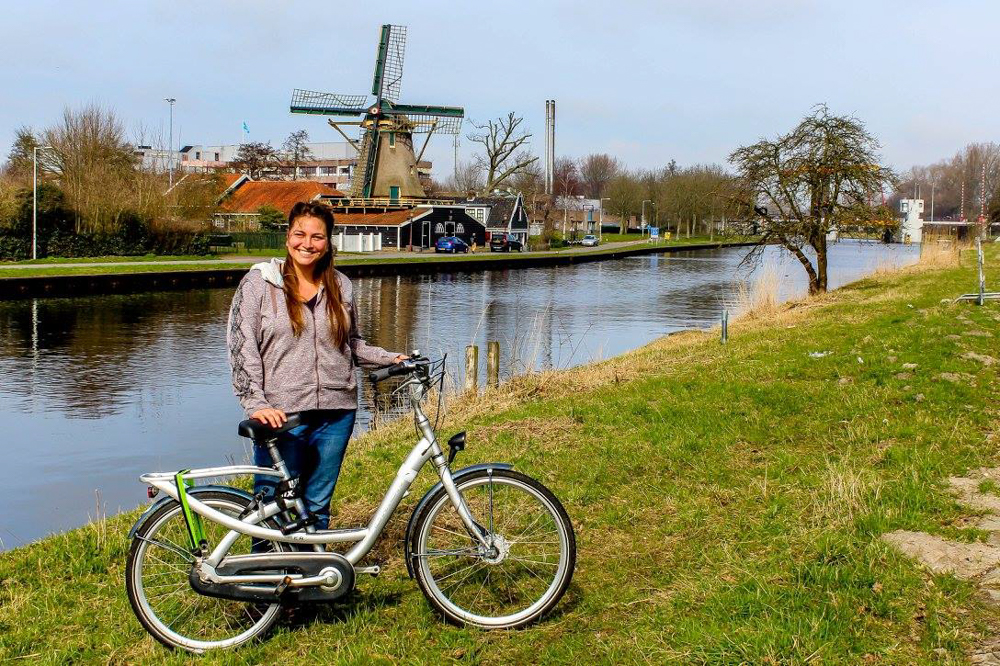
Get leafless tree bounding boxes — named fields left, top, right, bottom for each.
left=282, top=130, right=313, bottom=180
left=579, top=153, right=620, bottom=198
left=730, top=105, right=896, bottom=294
left=467, top=112, right=538, bottom=192
left=605, top=171, right=644, bottom=233
left=42, top=105, right=144, bottom=233
left=233, top=142, right=279, bottom=180
left=553, top=157, right=580, bottom=197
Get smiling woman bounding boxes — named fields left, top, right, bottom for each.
left=226, top=201, right=406, bottom=530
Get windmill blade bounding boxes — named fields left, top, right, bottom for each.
left=290, top=89, right=368, bottom=116
left=371, top=24, right=406, bottom=103
left=383, top=103, right=465, bottom=134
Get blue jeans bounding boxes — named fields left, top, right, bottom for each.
left=253, top=409, right=357, bottom=531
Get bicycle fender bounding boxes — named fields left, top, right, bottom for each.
left=126, top=485, right=254, bottom=541
left=404, top=463, right=513, bottom=579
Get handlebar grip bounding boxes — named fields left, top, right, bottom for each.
left=369, top=361, right=410, bottom=383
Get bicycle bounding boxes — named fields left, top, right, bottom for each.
left=124, top=353, right=576, bottom=653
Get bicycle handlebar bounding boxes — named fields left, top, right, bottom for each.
left=368, top=356, right=431, bottom=384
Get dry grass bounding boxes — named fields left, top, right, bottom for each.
left=735, top=262, right=781, bottom=319
left=921, top=240, right=962, bottom=267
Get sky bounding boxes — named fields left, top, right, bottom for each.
left=2, top=0, right=998, bottom=176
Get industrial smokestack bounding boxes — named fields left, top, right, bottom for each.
left=544, top=99, right=556, bottom=195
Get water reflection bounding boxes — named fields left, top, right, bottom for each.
left=0, top=241, right=918, bottom=549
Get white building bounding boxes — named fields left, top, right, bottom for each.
left=899, top=198, right=924, bottom=243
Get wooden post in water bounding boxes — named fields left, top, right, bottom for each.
left=486, top=341, right=500, bottom=387
left=465, top=345, right=479, bottom=392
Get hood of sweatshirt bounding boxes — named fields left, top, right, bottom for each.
left=251, top=258, right=284, bottom=288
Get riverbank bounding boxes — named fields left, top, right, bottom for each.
left=1, top=247, right=997, bottom=662
left=0, top=237, right=754, bottom=298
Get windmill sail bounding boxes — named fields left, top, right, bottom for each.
left=372, top=25, right=406, bottom=103
left=290, top=90, right=368, bottom=116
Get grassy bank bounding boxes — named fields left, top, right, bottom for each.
left=1, top=247, right=998, bottom=663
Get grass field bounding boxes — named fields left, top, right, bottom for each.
left=1, top=245, right=997, bottom=663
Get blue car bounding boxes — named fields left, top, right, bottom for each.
left=435, top=236, right=470, bottom=253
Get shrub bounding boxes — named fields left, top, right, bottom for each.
left=257, top=205, right=286, bottom=230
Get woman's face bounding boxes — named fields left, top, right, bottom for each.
left=286, top=215, right=329, bottom=272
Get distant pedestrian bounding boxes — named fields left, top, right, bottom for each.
left=227, top=201, right=405, bottom=529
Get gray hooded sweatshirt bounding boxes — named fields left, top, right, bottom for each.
left=227, top=258, right=398, bottom=416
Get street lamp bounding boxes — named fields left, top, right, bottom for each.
left=599, top=197, right=610, bottom=240
left=641, top=200, right=657, bottom=237
left=32, top=145, right=54, bottom=260
left=165, top=98, right=176, bottom=188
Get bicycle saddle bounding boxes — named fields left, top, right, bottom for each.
left=238, top=412, right=303, bottom=441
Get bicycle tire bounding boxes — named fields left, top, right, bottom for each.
left=125, top=489, right=286, bottom=653
left=410, top=468, right=575, bottom=629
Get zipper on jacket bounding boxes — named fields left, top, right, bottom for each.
left=312, top=294, right=320, bottom=409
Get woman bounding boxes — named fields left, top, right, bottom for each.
left=227, top=201, right=405, bottom=529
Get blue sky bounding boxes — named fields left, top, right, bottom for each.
left=2, top=0, right=997, bottom=175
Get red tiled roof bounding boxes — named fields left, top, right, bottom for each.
left=221, top=181, right=345, bottom=215
left=220, top=173, right=244, bottom=188
left=332, top=209, right=423, bottom=227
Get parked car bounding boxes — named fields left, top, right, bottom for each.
left=435, top=236, right=470, bottom=253
left=490, top=233, right=524, bottom=252
left=581, top=234, right=599, bottom=247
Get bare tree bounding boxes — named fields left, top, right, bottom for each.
left=606, top=171, right=644, bottom=233
left=579, top=153, right=620, bottom=198
left=730, top=105, right=896, bottom=294
left=43, top=105, right=141, bottom=233
left=468, top=112, right=538, bottom=192
left=233, top=142, right=279, bottom=180
left=282, top=130, right=313, bottom=180
left=553, top=157, right=580, bottom=197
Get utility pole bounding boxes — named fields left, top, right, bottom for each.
left=32, top=145, right=54, bottom=260
left=165, top=98, right=176, bottom=188
left=600, top=197, right=610, bottom=241
left=453, top=133, right=459, bottom=184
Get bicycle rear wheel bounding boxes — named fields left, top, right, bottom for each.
left=125, top=489, right=286, bottom=653
left=410, top=468, right=575, bottom=628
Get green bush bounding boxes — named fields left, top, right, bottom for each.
left=257, top=205, right=286, bottom=230
left=0, top=184, right=212, bottom=259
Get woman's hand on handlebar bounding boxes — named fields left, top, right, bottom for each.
left=392, top=354, right=408, bottom=363
left=251, top=408, right=287, bottom=429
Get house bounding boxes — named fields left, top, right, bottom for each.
left=175, top=141, right=432, bottom=191
left=329, top=204, right=486, bottom=250
left=215, top=180, right=344, bottom=231
left=460, top=193, right=530, bottom=245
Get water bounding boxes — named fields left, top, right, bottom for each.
left=0, top=241, right=918, bottom=549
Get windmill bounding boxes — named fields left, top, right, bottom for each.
left=290, top=24, right=464, bottom=201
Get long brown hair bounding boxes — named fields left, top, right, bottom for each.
left=282, top=201, right=349, bottom=348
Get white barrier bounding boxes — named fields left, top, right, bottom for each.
left=332, top=232, right=382, bottom=253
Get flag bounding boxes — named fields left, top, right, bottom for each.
left=242, top=121, right=249, bottom=133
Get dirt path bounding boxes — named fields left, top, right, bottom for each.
left=884, top=468, right=1000, bottom=664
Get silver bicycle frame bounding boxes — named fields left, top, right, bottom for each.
left=140, top=374, right=489, bottom=568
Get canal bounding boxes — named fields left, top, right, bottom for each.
left=0, top=240, right=918, bottom=549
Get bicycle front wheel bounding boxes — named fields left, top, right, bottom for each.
left=410, top=468, right=576, bottom=628
left=125, top=489, right=286, bottom=653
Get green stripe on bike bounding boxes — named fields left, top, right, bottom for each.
left=174, top=470, right=206, bottom=552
